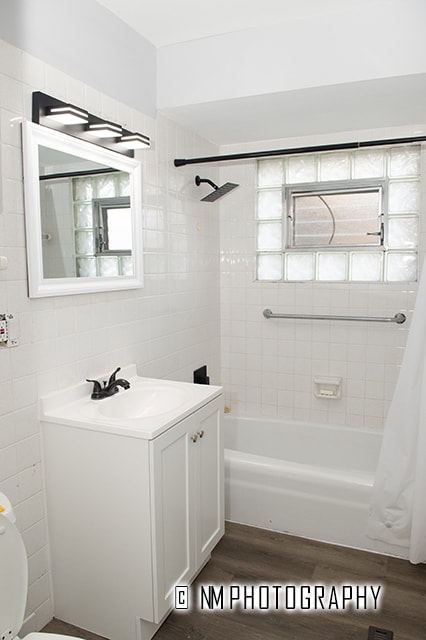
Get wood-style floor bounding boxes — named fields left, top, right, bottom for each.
left=43, top=521, right=426, bottom=640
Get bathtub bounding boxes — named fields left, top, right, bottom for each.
left=224, top=415, right=404, bottom=555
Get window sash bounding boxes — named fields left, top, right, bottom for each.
left=284, top=179, right=387, bottom=250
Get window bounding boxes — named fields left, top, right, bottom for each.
left=286, top=180, right=385, bottom=248
left=93, top=197, right=131, bottom=255
left=256, top=146, right=420, bottom=282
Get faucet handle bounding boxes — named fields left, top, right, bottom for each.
left=86, top=379, right=102, bottom=391
left=107, top=367, right=121, bottom=386
left=86, top=379, right=104, bottom=398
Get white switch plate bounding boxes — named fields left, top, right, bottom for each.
left=0, top=313, right=19, bottom=347
left=0, top=318, right=7, bottom=343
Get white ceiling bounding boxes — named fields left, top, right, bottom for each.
left=161, top=74, right=426, bottom=146
left=95, top=0, right=426, bottom=145
left=95, top=0, right=361, bottom=47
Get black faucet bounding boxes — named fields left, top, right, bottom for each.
left=86, top=367, right=131, bottom=400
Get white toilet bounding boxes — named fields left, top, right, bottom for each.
left=0, top=491, right=79, bottom=640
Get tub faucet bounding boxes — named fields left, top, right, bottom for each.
left=86, top=367, right=131, bottom=400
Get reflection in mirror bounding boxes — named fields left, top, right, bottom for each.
left=93, top=197, right=131, bottom=255
left=22, top=122, right=143, bottom=297
left=39, top=145, right=132, bottom=278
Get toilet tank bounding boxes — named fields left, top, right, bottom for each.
left=0, top=493, right=27, bottom=640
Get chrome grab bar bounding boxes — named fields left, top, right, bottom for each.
left=263, top=308, right=406, bottom=324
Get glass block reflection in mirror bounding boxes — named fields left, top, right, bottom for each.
left=97, top=175, right=118, bottom=198
left=72, top=171, right=132, bottom=276
left=74, top=203, right=93, bottom=228
left=98, top=256, right=120, bottom=277
left=120, top=256, right=133, bottom=276
left=76, top=257, right=97, bottom=277
left=118, top=172, right=130, bottom=196
left=75, top=230, right=94, bottom=255
left=73, top=178, right=94, bottom=201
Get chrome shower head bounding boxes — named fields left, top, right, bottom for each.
left=195, top=175, right=239, bottom=202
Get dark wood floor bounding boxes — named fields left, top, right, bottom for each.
left=43, top=521, right=426, bottom=640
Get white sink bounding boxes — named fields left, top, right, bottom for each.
left=40, top=364, right=223, bottom=439
left=97, top=383, right=190, bottom=419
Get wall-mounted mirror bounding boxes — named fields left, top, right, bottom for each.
left=22, top=121, right=143, bottom=297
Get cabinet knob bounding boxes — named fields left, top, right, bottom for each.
left=197, top=430, right=204, bottom=438
left=191, top=434, right=198, bottom=443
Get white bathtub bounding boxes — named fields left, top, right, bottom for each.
left=224, top=415, right=405, bottom=556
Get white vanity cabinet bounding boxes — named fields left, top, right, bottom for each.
left=41, top=385, right=223, bottom=640
left=151, top=398, right=223, bottom=621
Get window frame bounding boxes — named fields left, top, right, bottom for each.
left=93, top=196, right=131, bottom=257
left=283, top=178, right=388, bottom=252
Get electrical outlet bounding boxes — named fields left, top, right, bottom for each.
left=0, top=313, right=19, bottom=347
left=0, top=318, right=7, bottom=343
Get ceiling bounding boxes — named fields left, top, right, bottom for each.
left=160, top=74, right=426, bottom=146
left=94, top=0, right=426, bottom=146
left=95, top=0, right=357, bottom=47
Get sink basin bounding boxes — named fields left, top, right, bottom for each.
left=40, top=365, right=223, bottom=439
left=97, top=383, right=191, bottom=419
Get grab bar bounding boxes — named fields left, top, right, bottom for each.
left=263, top=308, right=406, bottom=324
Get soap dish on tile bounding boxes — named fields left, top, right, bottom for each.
left=314, top=377, right=342, bottom=399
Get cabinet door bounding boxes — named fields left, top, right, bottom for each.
left=150, top=397, right=224, bottom=623
left=194, top=399, right=224, bottom=567
left=150, top=417, right=195, bottom=623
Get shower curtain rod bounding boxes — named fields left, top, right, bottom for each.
left=174, top=134, right=426, bottom=167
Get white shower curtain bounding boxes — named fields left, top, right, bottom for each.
left=367, top=261, right=426, bottom=564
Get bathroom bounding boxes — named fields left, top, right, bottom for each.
left=1, top=1, right=426, bottom=639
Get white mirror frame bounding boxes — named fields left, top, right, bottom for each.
left=22, top=121, right=144, bottom=297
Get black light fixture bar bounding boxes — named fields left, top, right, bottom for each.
left=32, top=91, right=150, bottom=157
left=174, top=134, right=426, bottom=167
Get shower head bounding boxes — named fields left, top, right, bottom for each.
left=195, top=175, right=239, bottom=202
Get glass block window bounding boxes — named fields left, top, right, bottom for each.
left=256, top=146, right=421, bottom=282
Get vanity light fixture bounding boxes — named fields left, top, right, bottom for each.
left=117, top=132, right=151, bottom=150
left=32, top=91, right=151, bottom=158
left=87, top=121, right=123, bottom=138
left=46, top=105, right=89, bottom=125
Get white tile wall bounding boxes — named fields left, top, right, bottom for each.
left=0, top=38, right=221, bottom=632
left=219, top=140, right=426, bottom=427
